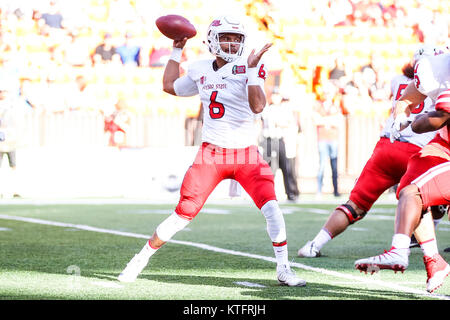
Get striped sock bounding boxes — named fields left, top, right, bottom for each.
left=420, top=238, right=438, bottom=257
left=139, top=240, right=159, bottom=259
left=273, top=241, right=289, bottom=267
left=391, top=233, right=411, bottom=259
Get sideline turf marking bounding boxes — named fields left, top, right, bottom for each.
left=234, top=281, right=266, bottom=288
left=0, top=214, right=448, bottom=300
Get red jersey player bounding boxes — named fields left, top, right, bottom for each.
left=298, top=45, right=440, bottom=258
left=117, top=16, right=305, bottom=287
left=355, top=52, right=450, bottom=293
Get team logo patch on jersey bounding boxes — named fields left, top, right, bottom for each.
left=200, top=76, right=206, bottom=85
left=232, top=65, right=246, bottom=75
left=436, top=90, right=450, bottom=112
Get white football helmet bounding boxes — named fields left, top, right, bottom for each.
left=413, top=44, right=444, bottom=65
left=206, top=16, right=246, bottom=63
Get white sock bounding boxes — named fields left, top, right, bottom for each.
left=156, top=212, right=190, bottom=242
left=261, top=200, right=287, bottom=243
left=273, top=243, right=290, bottom=268
left=420, top=238, right=439, bottom=257
left=312, top=228, right=332, bottom=250
left=391, top=233, right=411, bottom=258
left=260, top=201, right=290, bottom=268
left=139, top=241, right=158, bottom=259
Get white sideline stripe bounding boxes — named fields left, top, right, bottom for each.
left=234, top=281, right=266, bottom=288
left=0, top=214, right=449, bottom=300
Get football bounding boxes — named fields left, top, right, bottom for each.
left=155, top=15, right=197, bottom=40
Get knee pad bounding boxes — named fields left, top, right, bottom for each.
left=156, top=212, right=190, bottom=242
left=337, top=204, right=366, bottom=224
left=261, top=200, right=286, bottom=243
left=175, top=196, right=202, bottom=220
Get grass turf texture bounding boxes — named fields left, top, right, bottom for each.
left=0, top=202, right=449, bottom=300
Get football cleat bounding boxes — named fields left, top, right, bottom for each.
left=117, top=253, right=150, bottom=283
left=277, top=265, right=306, bottom=287
left=423, top=254, right=450, bottom=293
left=354, top=247, right=409, bottom=274
left=297, top=241, right=321, bottom=258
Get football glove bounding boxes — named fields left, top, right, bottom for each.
left=390, top=113, right=411, bottom=143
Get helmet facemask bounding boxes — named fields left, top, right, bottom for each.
left=206, top=16, right=246, bottom=63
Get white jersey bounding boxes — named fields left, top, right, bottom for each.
left=380, top=74, right=435, bottom=147
left=173, top=55, right=266, bottom=148
left=414, top=53, right=450, bottom=143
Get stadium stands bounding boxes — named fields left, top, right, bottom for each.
left=1, top=0, right=447, bottom=115
left=0, top=0, right=448, bottom=193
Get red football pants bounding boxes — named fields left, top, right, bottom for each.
left=349, top=137, right=420, bottom=212
left=175, top=143, right=277, bottom=220
left=397, top=135, right=450, bottom=208
left=412, top=161, right=450, bottom=208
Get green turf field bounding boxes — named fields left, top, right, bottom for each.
left=0, top=200, right=449, bottom=301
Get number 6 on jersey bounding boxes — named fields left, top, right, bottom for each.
left=209, top=91, right=225, bottom=119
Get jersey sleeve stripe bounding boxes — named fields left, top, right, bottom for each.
left=412, top=162, right=450, bottom=188
left=435, top=101, right=450, bottom=111
left=435, top=90, right=450, bottom=112
left=436, top=90, right=450, bottom=100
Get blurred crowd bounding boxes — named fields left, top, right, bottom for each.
left=0, top=0, right=447, bottom=199
left=0, top=0, right=448, bottom=145
left=246, top=0, right=449, bottom=115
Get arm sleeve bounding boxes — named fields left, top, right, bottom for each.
left=435, top=90, right=450, bottom=112
left=173, top=75, right=198, bottom=97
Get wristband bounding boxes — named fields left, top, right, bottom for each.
left=170, top=47, right=183, bottom=63
left=247, top=67, right=264, bottom=86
